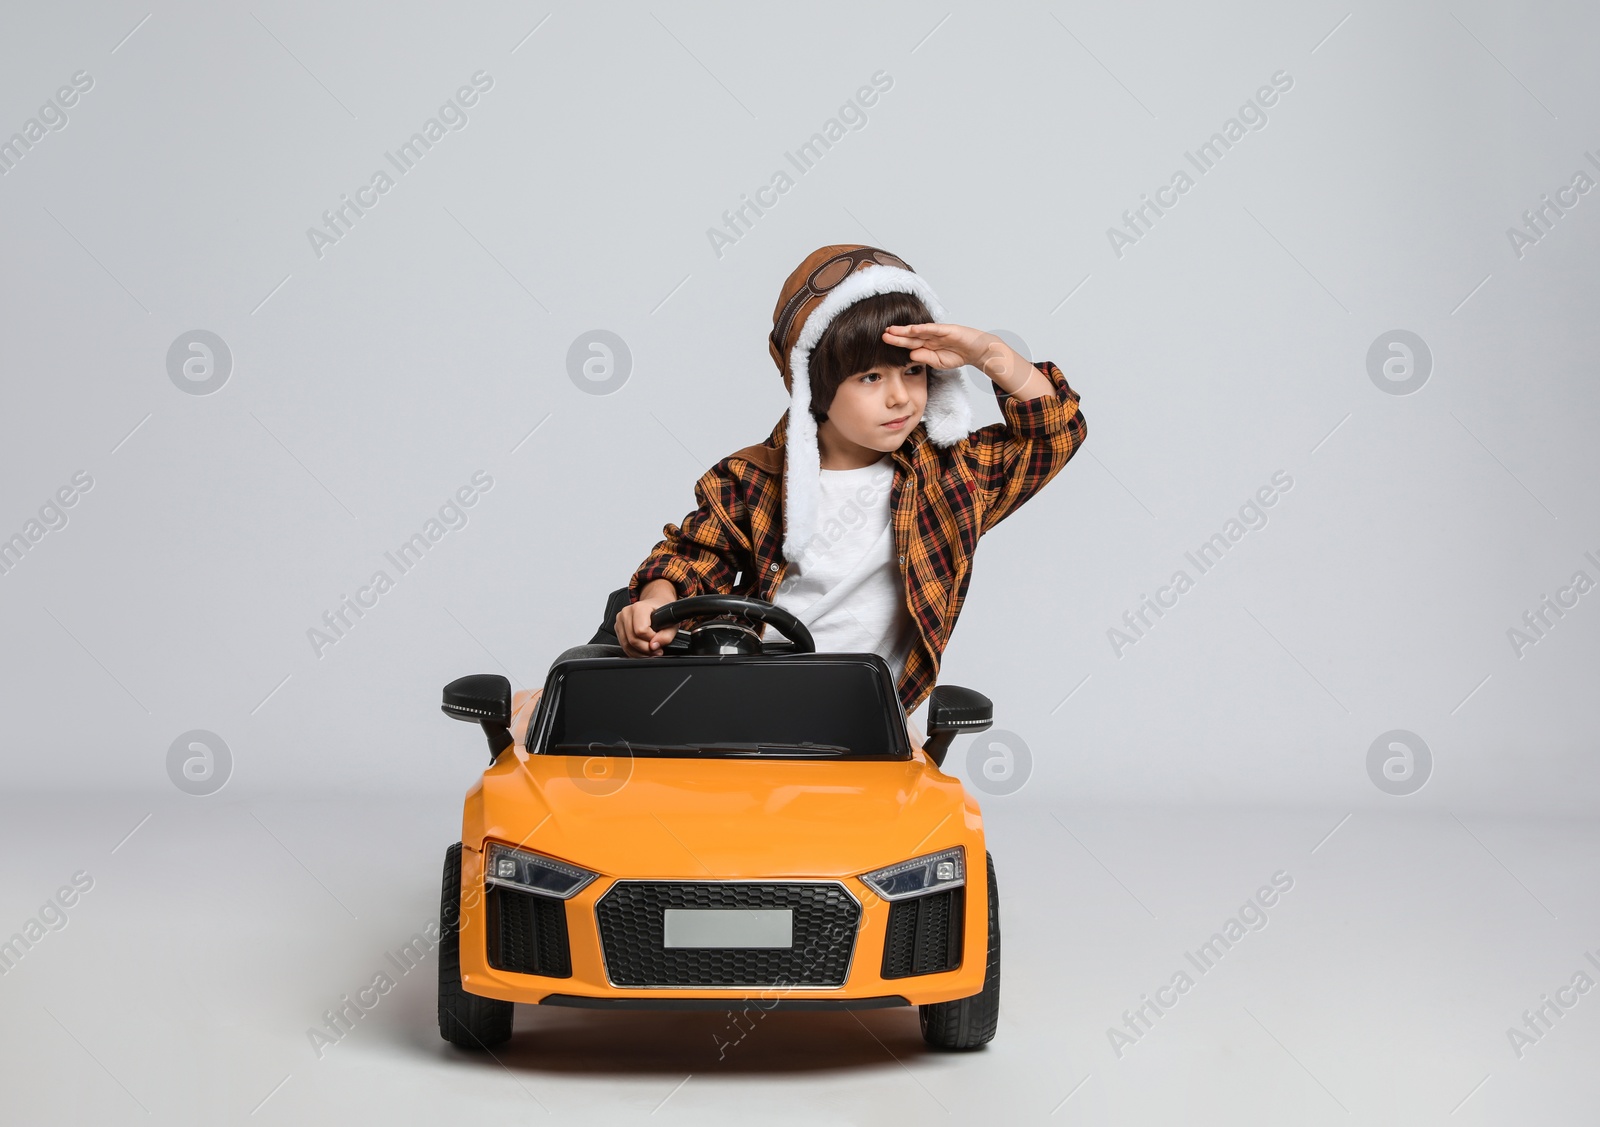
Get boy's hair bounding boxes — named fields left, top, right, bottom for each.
left=808, top=291, right=934, bottom=425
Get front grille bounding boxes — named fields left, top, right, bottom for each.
left=880, top=887, right=963, bottom=978
left=486, top=886, right=572, bottom=977
left=596, top=882, right=860, bottom=988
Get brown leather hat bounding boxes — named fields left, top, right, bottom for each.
left=768, top=244, right=917, bottom=392
left=763, top=243, right=974, bottom=564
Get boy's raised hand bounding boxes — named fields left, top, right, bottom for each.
left=881, top=322, right=1005, bottom=374
left=883, top=322, right=1050, bottom=399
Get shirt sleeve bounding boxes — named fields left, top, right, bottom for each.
left=627, top=461, right=749, bottom=603
left=961, top=359, right=1088, bottom=535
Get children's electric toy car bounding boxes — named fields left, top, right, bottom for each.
left=436, top=590, right=1001, bottom=1051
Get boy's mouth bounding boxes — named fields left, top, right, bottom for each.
left=882, top=414, right=912, bottom=430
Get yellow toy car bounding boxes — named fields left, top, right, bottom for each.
left=436, top=592, right=1001, bottom=1051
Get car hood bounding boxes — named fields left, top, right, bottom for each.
left=464, top=750, right=978, bottom=880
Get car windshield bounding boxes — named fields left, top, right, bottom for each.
left=537, top=656, right=909, bottom=760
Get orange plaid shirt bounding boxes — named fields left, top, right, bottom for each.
left=628, top=361, right=1087, bottom=716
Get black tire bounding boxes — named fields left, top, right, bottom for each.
left=918, top=850, right=1000, bottom=1050
left=438, top=841, right=515, bottom=1049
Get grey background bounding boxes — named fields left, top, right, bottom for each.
left=4, top=1, right=1594, bottom=809
left=2, top=3, right=1598, bottom=1123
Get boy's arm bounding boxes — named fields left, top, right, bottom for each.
left=962, top=358, right=1087, bottom=535
left=878, top=322, right=1087, bottom=536
left=627, top=460, right=749, bottom=604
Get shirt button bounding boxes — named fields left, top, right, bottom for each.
left=897, top=555, right=905, bottom=565
left=769, top=562, right=778, bottom=571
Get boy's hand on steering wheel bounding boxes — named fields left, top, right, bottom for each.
left=616, top=599, right=677, bottom=658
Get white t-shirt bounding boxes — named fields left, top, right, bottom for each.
left=764, top=454, right=919, bottom=681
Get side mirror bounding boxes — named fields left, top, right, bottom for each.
left=442, top=674, right=514, bottom=760
left=922, top=685, right=993, bottom=768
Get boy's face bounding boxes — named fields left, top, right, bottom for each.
left=818, top=362, right=929, bottom=456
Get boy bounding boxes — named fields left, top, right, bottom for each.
left=563, top=243, right=1087, bottom=721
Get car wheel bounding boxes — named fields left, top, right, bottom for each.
left=917, top=849, right=1000, bottom=1050
left=438, top=841, right=515, bottom=1049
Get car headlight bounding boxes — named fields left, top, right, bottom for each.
left=484, top=842, right=599, bottom=899
left=860, top=846, right=965, bottom=901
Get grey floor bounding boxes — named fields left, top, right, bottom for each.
left=1, top=794, right=1595, bottom=1125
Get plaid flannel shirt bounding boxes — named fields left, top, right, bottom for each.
left=628, top=360, right=1087, bottom=716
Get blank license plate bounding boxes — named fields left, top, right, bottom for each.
left=662, top=908, right=793, bottom=948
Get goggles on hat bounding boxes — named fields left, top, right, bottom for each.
left=769, top=246, right=914, bottom=365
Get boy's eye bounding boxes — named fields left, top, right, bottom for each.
left=858, top=366, right=927, bottom=382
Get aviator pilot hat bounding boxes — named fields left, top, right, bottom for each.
left=767, top=243, right=974, bottom=563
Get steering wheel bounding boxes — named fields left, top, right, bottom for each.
left=650, top=594, right=815, bottom=656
